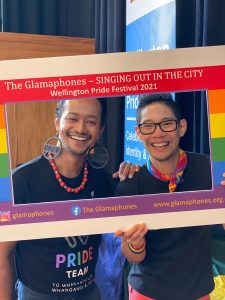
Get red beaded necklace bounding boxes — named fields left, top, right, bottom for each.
left=49, top=158, right=88, bottom=193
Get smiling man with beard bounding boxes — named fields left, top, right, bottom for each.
left=0, top=98, right=133, bottom=300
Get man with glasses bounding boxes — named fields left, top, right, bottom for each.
left=115, top=93, right=215, bottom=300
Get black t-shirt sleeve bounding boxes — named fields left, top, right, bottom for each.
left=12, top=169, right=29, bottom=204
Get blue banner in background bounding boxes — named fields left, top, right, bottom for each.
left=124, top=0, right=176, bottom=164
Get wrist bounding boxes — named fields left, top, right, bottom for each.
left=128, top=239, right=146, bottom=254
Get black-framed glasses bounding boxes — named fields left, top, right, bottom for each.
left=138, top=119, right=180, bottom=135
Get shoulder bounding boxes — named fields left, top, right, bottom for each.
left=12, top=156, right=45, bottom=176
left=186, top=152, right=210, bottom=164
left=12, top=156, right=49, bottom=186
left=184, top=152, right=212, bottom=190
left=186, top=152, right=211, bottom=172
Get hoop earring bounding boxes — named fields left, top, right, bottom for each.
left=86, top=142, right=108, bottom=169
left=43, top=135, right=62, bottom=160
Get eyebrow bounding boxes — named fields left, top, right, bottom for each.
left=66, top=112, right=99, bottom=120
left=141, top=117, right=176, bottom=123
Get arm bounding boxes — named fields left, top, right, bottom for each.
left=0, top=241, right=17, bottom=300
left=115, top=224, right=148, bottom=263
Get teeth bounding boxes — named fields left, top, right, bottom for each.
left=70, top=135, right=87, bottom=141
left=152, top=142, right=168, bottom=147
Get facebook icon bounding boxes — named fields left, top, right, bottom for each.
left=71, top=206, right=81, bottom=216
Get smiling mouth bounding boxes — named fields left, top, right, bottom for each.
left=152, top=142, right=169, bottom=147
left=69, top=134, right=89, bottom=141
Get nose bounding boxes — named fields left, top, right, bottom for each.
left=75, top=120, right=86, bottom=133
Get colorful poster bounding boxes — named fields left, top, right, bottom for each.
left=0, top=46, right=225, bottom=241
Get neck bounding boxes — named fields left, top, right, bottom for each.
left=151, top=151, right=180, bottom=175
left=54, top=151, right=85, bottom=178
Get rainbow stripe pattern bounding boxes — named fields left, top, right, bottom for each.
left=0, top=105, right=11, bottom=202
left=208, top=89, right=225, bottom=186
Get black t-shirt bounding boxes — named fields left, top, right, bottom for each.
left=115, top=152, right=214, bottom=300
left=13, top=155, right=111, bottom=204
left=116, top=152, right=212, bottom=196
left=13, top=156, right=112, bottom=296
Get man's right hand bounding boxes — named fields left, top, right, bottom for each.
left=115, top=224, right=148, bottom=263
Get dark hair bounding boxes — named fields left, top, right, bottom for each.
left=136, top=93, right=181, bottom=124
left=55, top=98, right=107, bottom=127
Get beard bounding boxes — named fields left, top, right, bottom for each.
left=60, top=138, right=94, bottom=158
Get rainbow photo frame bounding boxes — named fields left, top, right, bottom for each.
left=0, top=46, right=225, bottom=241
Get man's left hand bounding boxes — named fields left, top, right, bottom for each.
left=112, top=161, right=140, bottom=181
left=221, top=173, right=225, bottom=186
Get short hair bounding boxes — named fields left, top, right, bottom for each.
left=55, top=98, right=107, bottom=127
left=136, top=93, right=181, bottom=124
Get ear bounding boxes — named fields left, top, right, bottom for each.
left=54, top=117, right=60, bottom=131
left=135, top=125, right=143, bottom=141
left=179, top=119, right=187, bottom=137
